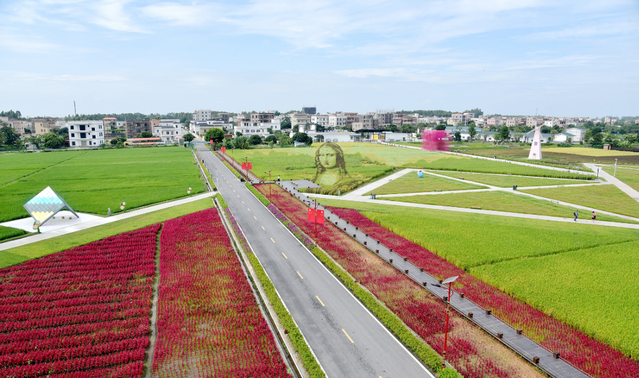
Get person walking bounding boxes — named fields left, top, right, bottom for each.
left=574, top=210, right=578, bottom=221
left=592, top=211, right=596, bottom=220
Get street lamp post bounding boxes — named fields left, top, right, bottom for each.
left=244, top=156, right=249, bottom=182
left=614, top=158, right=618, bottom=177
left=441, top=275, right=459, bottom=370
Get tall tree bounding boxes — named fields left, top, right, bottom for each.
left=468, top=123, right=476, bottom=141
left=205, top=128, right=225, bottom=149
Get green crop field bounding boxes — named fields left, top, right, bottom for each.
left=472, top=240, right=639, bottom=358
left=381, top=190, right=633, bottom=223
left=0, top=197, right=214, bottom=269
left=364, top=172, right=486, bottom=195
left=0, top=147, right=205, bottom=222
left=602, top=166, right=639, bottom=193
left=0, top=225, right=26, bottom=242
left=522, top=183, right=639, bottom=219
left=430, top=171, right=595, bottom=188
left=313, top=198, right=639, bottom=269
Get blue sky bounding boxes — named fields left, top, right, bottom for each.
left=1, top=0, right=638, bottom=118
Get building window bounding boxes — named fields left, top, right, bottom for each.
left=72, top=141, right=75, bottom=146
left=70, top=125, right=74, bottom=130
left=71, top=133, right=75, bottom=137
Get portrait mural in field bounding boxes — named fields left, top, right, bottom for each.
left=312, top=143, right=358, bottom=193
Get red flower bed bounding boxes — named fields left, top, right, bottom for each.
left=329, top=206, right=639, bottom=378
left=0, top=224, right=160, bottom=378
left=152, top=208, right=289, bottom=377
left=258, top=184, right=547, bottom=378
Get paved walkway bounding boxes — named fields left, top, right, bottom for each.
left=585, top=163, right=639, bottom=202
left=0, top=192, right=215, bottom=252
left=380, top=142, right=595, bottom=176
left=281, top=181, right=591, bottom=378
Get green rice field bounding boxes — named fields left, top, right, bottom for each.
left=364, top=172, right=486, bottom=195
left=0, top=147, right=205, bottom=222
left=381, top=190, right=633, bottom=223
left=314, top=198, right=639, bottom=358
left=0, top=225, right=26, bottom=242
left=522, top=183, right=639, bottom=219
left=430, top=171, right=595, bottom=188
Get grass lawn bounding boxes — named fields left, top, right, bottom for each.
left=472, top=240, right=639, bottom=359
left=543, top=147, right=638, bottom=157
left=0, top=147, right=205, bottom=222
left=602, top=166, right=639, bottom=193
left=312, top=198, right=639, bottom=269
left=0, top=150, right=84, bottom=186
left=364, top=172, right=486, bottom=195
left=0, top=197, right=214, bottom=269
left=0, top=225, right=26, bottom=242
left=235, top=143, right=590, bottom=185
left=522, top=184, right=639, bottom=218
left=430, top=171, right=595, bottom=188
left=382, top=190, right=633, bottom=223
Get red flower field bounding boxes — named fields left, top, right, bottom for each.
left=152, top=208, right=289, bottom=377
left=0, top=224, right=160, bottom=378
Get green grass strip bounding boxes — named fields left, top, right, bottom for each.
left=0, top=198, right=214, bottom=269
left=197, top=158, right=216, bottom=190
left=223, top=161, right=243, bottom=180
left=246, top=183, right=271, bottom=206
left=246, top=252, right=325, bottom=378
left=0, top=226, right=27, bottom=242
left=309, top=246, right=459, bottom=377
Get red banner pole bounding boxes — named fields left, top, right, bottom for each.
left=314, top=200, right=317, bottom=240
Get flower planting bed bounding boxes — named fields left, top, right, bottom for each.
left=152, top=208, right=289, bottom=377
left=328, top=206, right=639, bottom=378
left=0, top=224, right=160, bottom=378
left=256, top=184, right=544, bottom=378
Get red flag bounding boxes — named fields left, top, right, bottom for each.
left=241, top=162, right=247, bottom=170
left=308, top=208, right=315, bottom=222
left=317, top=210, right=324, bottom=224
left=221, top=147, right=226, bottom=153
left=247, top=162, right=252, bottom=170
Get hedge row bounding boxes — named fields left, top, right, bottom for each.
left=246, top=183, right=271, bottom=207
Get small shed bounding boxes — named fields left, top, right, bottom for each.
left=23, top=187, right=78, bottom=226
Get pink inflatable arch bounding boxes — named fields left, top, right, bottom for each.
left=421, top=130, right=450, bottom=151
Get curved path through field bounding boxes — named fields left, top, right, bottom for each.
left=195, top=144, right=434, bottom=378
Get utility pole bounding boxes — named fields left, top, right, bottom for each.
left=614, top=158, right=618, bottom=177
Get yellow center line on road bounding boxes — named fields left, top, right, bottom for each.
left=282, top=253, right=288, bottom=259
left=316, top=296, right=325, bottom=306
left=261, top=226, right=265, bottom=230
left=342, top=329, right=354, bottom=344
left=247, top=208, right=250, bottom=211
left=270, top=238, right=275, bottom=243
left=242, top=201, right=244, bottom=204
left=237, top=195, right=240, bottom=198
left=254, top=216, right=257, bottom=220
left=297, top=271, right=304, bottom=279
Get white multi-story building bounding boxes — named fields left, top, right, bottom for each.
left=67, top=121, right=105, bottom=147
left=193, top=109, right=212, bottom=122
left=234, top=117, right=281, bottom=137
left=153, top=119, right=185, bottom=144
left=290, top=113, right=311, bottom=128
left=544, top=119, right=559, bottom=127
left=328, top=113, right=347, bottom=128
left=311, top=114, right=329, bottom=127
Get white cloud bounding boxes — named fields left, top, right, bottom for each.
left=140, top=2, right=221, bottom=25
left=91, top=0, right=147, bottom=33
left=0, top=32, right=61, bottom=53
left=6, top=71, right=126, bottom=82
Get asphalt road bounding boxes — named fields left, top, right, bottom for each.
left=195, top=144, right=433, bottom=378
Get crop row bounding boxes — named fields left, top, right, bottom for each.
left=258, top=184, right=547, bottom=378
left=151, top=208, right=289, bottom=377
left=328, top=206, right=639, bottom=378
left=0, top=224, right=159, bottom=377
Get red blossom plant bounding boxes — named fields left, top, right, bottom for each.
left=152, top=208, right=289, bottom=377
left=328, top=206, right=639, bottom=378
left=257, top=184, right=548, bottom=378
left=0, top=224, right=160, bottom=378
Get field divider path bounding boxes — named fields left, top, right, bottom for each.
left=144, top=223, right=162, bottom=378
left=585, top=163, right=639, bottom=201
left=0, top=192, right=215, bottom=252
left=282, top=181, right=591, bottom=378
left=379, top=142, right=595, bottom=176
left=194, top=143, right=434, bottom=378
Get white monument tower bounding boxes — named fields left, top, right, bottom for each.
left=528, top=124, right=542, bottom=160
